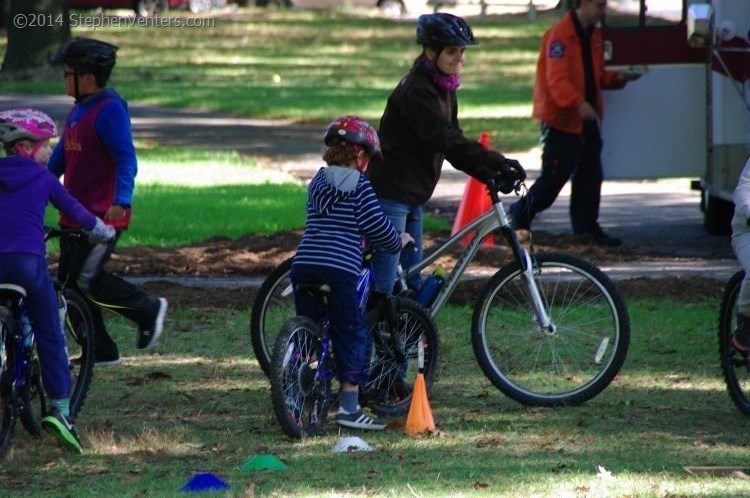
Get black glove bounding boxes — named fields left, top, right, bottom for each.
left=495, top=158, right=526, bottom=194
left=499, top=158, right=526, bottom=182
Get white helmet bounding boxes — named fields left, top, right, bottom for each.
left=0, top=108, right=58, bottom=144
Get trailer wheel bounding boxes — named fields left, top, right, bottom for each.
left=703, top=193, right=734, bottom=235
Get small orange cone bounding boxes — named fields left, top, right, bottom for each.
left=450, top=133, right=494, bottom=247
left=404, top=372, right=435, bottom=436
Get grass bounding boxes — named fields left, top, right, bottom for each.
left=0, top=8, right=551, bottom=151
left=2, top=297, right=749, bottom=497
left=43, top=145, right=450, bottom=247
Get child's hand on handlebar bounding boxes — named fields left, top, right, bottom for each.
left=84, top=218, right=116, bottom=244
left=400, top=232, right=415, bottom=248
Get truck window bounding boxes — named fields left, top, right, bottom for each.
left=605, top=0, right=684, bottom=28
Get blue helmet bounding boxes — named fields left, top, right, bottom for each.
left=416, top=13, right=476, bottom=48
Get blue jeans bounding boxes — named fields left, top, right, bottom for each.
left=372, top=198, right=423, bottom=294
left=290, top=264, right=367, bottom=385
left=0, top=253, right=70, bottom=400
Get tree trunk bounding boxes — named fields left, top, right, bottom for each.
left=1, top=0, right=69, bottom=74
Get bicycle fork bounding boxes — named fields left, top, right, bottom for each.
left=519, top=249, right=555, bottom=334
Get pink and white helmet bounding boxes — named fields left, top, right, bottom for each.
left=0, top=108, right=58, bottom=144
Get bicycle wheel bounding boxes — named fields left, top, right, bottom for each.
left=472, top=252, right=630, bottom=406
left=270, top=316, right=332, bottom=438
left=364, top=297, right=440, bottom=417
left=0, top=307, right=15, bottom=458
left=251, top=257, right=294, bottom=377
left=18, top=353, right=45, bottom=437
left=718, top=270, right=750, bottom=414
left=63, top=290, right=95, bottom=418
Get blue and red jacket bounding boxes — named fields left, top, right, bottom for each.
left=48, top=89, right=137, bottom=230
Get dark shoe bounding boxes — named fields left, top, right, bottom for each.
left=42, top=408, right=83, bottom=454
left=137, top=297, right=168, bottom=350
left=576, top=225, right=622, bottom=247
left=335, top=407, right=387, bottom=430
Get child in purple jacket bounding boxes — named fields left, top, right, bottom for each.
left=0, top=108, right=114, bottom=453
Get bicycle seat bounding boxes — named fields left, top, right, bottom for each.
left=0, top=283, right=27, bottom=301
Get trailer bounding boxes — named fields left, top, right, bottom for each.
left=599, top=0, right=749, bottom=234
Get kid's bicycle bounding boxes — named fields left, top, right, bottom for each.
left=270, top=251, right=439, bottom=438
left=0, top=228, right=96, bottom=458
left=718, top=270, right=750, bottom=414
left=255, top=175, right=631, bottom=407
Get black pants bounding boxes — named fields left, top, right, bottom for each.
left=510, top=122, right=603, bottom=234
left=58, top=231, right=156, bottom=356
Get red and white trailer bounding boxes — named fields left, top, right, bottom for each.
left=600, top=0, right=749, bottom=234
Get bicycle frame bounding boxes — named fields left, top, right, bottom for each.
left=398, top=182, right=553, bottom=331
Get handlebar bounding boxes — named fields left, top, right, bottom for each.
left=44, top=226, right=86, bottom=242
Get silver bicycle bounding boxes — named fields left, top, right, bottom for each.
left=252, top=176, right=630, bottom=406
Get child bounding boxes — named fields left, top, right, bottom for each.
left=0, top=108, right=115, bottom=453
left=49, top=38, right=167, bottom=366
left=731, top=157, right=750, bottom=352
left=291, top=116, right=413, bottom=430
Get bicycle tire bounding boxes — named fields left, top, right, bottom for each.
left=0, top=307, right=15, bottom=458
left=718, top=270, right=750, bottom=414
left=62, top=290, right=95, bottom=418
left=18, top=354, right=45, bottom=437
left=471, top=252, right=630, bottom=406
left=364, top=297, right=440, bottom=417
left=250, top=257, right=294, bottom=377
left=270, top=316, right=332, bottom=438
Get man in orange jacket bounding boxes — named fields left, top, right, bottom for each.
left=509, top=0, right=640, bottom=246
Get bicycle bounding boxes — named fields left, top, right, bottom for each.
left=0, top=228, right=96, bottom=458
left=718, top=270, right=750, bottom=414
left=254, top=174, right=630, bottom=406
left=269, top=251, right=439, bottom=438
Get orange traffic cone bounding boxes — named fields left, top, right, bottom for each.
left=450, top=133, right=494, bottom=247
left=404, top=372, right=435, bottom=436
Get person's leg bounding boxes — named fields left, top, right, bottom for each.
left=571, top=123, right=604, bottom=234
left=732, top=232, right=750, bottom=351
left=326, top=269, right=386, bottom=430
left=73, top=234, right=167, bottom=352
left=0, top=254, right=82, bottom=453
left=510, top=126, right=580, bottom=229
left=3, top=254, right=71, bottom=405
left=372, top=198, right=411, bottom=295
left=401, top=205, right=423, bottom=291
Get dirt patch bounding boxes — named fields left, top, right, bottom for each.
left=64, top=230, right=727, bottom=310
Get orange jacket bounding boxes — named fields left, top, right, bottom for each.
left=532, top=12, right=625, bottom=134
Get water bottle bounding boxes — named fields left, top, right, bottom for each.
left=20, top=316, right=33, bottom=349
left=415, top=267, right=446, bottom=307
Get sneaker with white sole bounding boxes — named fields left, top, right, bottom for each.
left=137, top=297, right=167, bottom=350
left=335, top=407, right=387, bottom=430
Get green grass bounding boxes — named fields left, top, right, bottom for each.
left=44, top=145, right=450, bottom=247
left=0, top=9, right=551, bottom=151
left=2, top=297, right=749, bottom=496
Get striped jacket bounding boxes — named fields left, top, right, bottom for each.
left=292, top=166, right=401, bottom=277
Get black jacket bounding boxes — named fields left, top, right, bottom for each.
left=367, top=57, right=507, bottom=205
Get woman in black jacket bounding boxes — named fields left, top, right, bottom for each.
left=367, top=12, right=525, bottom=297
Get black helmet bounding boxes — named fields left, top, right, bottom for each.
left=52, top=38, right=118, bottom=86
left=416, top=13, right=476, bottom=48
